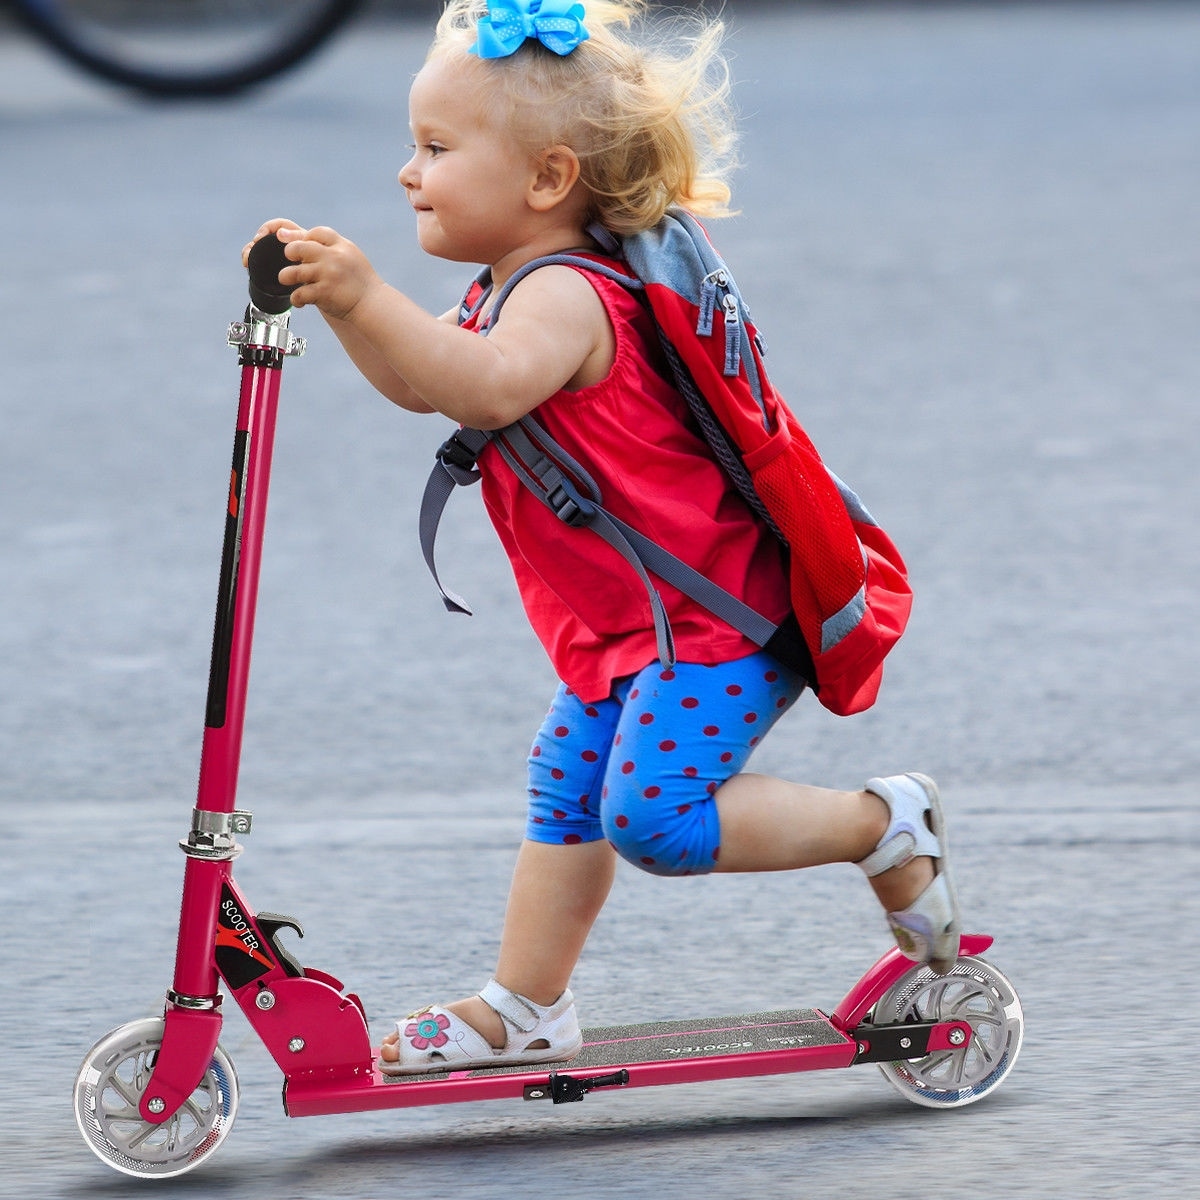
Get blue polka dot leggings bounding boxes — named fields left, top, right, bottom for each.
left=526, top=651, right=806, bottom=876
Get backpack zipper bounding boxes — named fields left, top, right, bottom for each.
left=697, top=269, right=727, bottom=337
left=694, top=268, right=769, bottom=423
left=722, top=293, right=742, bottom=376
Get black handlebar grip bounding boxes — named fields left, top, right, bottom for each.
left=247, top=234, right=293, bottom=314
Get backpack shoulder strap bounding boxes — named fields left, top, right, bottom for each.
left=491, top=416, right=782, bottom=668
left=418, top=425, right=493, bottom=615
left=418, top=247, right=638, bottom=617
left=483, top=252, right=642, bottom=331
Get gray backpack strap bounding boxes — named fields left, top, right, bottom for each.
left=496, top=419, right=675, bottom=666
left=603, top=514, right=779, bottom=648
left=482, top=253, right=642, bottom=331
left=418, top=426, right=493, bottom=615
left=496, top=418, right=780, bottom=666
left=416, top=251, right=639, bottom=619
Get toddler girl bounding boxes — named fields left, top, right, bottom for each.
left=245, top=0, right=961, bottom=1074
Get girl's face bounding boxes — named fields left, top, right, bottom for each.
left=399, top=56, right=539, bottom=265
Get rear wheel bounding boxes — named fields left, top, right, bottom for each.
left=15, top=0, right=365, bottom=97
left=872, top=956, right=1024, bottom=1108
left=73, top=1017, right=238, bottom=1178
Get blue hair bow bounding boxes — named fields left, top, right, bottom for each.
left=470, top=0, right=590, bottom=59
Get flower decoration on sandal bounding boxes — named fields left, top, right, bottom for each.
left=471, top=0, right=590, bottom=59
left=404, top=1008, right=452, bottom=1050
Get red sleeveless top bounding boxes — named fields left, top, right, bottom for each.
left=468, top=264, right=791, bottom=702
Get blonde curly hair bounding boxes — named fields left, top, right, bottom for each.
left=428, top=0, right=737, bottom=234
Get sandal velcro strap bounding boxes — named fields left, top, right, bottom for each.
left=478, top=978, right=543, bottom=1033
left=858, top=834, right=916, bottom=878
left=857, top=774, right=944, bottom=878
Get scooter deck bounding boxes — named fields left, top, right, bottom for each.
left=284, top=1009, right=857, bottom=1117
left=393, top=1008, right=848, bottom=1079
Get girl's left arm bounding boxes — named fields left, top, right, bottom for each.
left=277, top=225, right=610, bottom=430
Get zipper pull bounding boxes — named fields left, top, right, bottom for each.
left=697, top=269, right=727, bottom=337
left=722, top=293, right=741, bottom=376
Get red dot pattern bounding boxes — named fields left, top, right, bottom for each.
left=524, top=656, right=802, bottom=873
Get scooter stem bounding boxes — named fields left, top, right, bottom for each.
left=139, top=291, right=305, bottom=1125
left=177, top=311, right=301, bottom=999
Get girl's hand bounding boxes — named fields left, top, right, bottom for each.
left=242, top=218, right=303, bottom=267
left=274, top=224, right=384, bottom=321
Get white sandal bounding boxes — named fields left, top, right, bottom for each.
left=858, top=773, right=962, bottom=974
left=380, top=979, right=582, bottom=1076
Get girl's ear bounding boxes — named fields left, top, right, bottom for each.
left=528, top=145, right=582, bottom=212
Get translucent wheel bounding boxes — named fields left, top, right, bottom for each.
left=73, top=1017, right=238, bottom=1179
left=871, top=955, right=1024, bottom=1108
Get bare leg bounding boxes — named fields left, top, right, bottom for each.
left=381, top=838, right=616, bottom=1060
left=713, top=773, right=934, bottom=912
left=381, top=775, right=930, bottom=1062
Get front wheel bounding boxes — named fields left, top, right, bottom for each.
left=871, top=956, right=1024, bottom=1108
left=73, top=1017, right=238, bottom=1179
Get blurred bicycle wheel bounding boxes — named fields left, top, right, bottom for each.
left=12, top=0, right=368, bottom=97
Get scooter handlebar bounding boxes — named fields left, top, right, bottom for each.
left=246, top=234, right=293, bottom=314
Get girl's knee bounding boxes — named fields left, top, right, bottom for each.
left=601, top=796, right=720, bottom=877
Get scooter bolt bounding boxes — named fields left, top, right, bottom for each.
left=948, top=1027, right=968, bottom=1047
left=147, top=1097, right=165, bottom=1114
left=288, top=1038, right=306, bottom=1054
left=899, top=1037, right=911, bottom=1049
left=255, top=990, right=276, bottom=1010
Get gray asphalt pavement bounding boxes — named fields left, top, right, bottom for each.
left=2, top=3, right=1199, bottom=1198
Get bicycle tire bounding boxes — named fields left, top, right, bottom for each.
left=13, top=0, right=369, bottom=98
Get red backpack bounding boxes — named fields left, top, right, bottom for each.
left=420, top=209, right=912, bottom=715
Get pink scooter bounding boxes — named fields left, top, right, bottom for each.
left=73, top=238, right=1025, bottom=1180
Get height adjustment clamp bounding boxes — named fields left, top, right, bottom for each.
left=228, top=309, right=306, bottom=364
left=180, top=808, right=253, bottom=860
